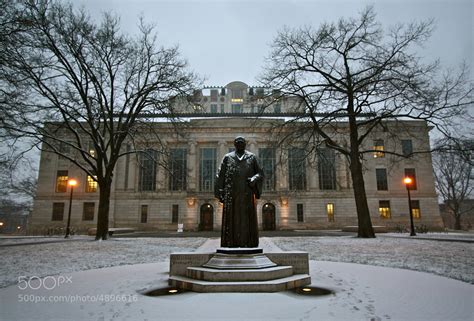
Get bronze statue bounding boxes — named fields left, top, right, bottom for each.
left=215, top=136, right=264, bottom=248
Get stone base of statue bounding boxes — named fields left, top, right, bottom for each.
left=168, top=248, right=311, bottom=293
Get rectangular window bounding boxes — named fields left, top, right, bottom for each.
left=288, top=148, right=306, bottom=190
left=273, top=103, right=281, bottom=113
left=404, top=168, right=417, bottom=190
left=82, top=202, right=95, bottom=221
left=210, top=104, right=218, bottom=113
left=52, top=203, right=64, bottom=221
left=55, top=170, right=68, bottom=192
left=220, top=104, right=225, bottom=113
left=259, top=148, right=276, bottom=191
left=169, top=148, right=187, bottom=191
left=200, top=148, right=216, bottom=192
left=402, top=139, right=413, bottom=157
left=172, top=204, right=179, bottom=223
left=327, top=203, right=335, bottom=222
left=374, top=139, right=385, bottom=158
left=297, top=204, right=304, bottom=222
left=231, top=104, right=242, bottom=113
left=141, top=205, right=148, bottom=223
left=210, top=89, right=218, bottom=102
left=318, top=148, right=336, bottom=190
left=411, top=200, right=421, bottom=219
left=375, top=168, right=388, bottom=191
left=139, top=149, right=157, bottom=191
left=86, top=175, right=98, bottom=193
left=231, top=89, right=243, bottom=102
left=379, top=200, right=391, bottom=218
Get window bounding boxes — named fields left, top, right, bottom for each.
left=318, top=148, right=336, bottom=190
left=288, top=148, right=306, bottom=190
left=259, top=148, right=276, bottom=191
left=404, top=168, right=417, bottom=190
left=86, top=175, right=97, bottom=193
left=52, top=203, right=64, bottom=221
left=200, top=148, right=216, bottom=191
left=379, top=200, right=391, bottom=218
left=141, top=205, right=148, bottom=223
left=375, top=168, right=388, bottom=191
left=139, top=149, right=157, bottom=191
left=231, top=104, right=242, bottom=113
left=220, top=104, right=225, bottom=113
left=231, top=89, right=243, bottom=102
left=210, top=104, right=218, bottom=113
left=327, top=203, right=335, bottom=222
left=402, top=139, right=413, bottom=157
left=82, top=202, right=95, bottom=221
left=373, top=139, right=385, bottom=158
left=56, top=170, right=68, bottom=192
left=411, top=200, right=421, bottom=219
left=273, top=103, right=281, bottom=113
left=88, top=141, right=96, bottom=158
left=210, top=89, right=218, bottom=102
left=172, top=204, right=179, bottom=223
left=297, top=204, right=304, bottom=222
left=169, top=148, right=187, bottom=191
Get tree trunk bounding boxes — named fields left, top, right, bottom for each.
left=454, top=214, right=462, bottom=230
left=95, top=178, right=112, bottom=240
left=349, top=156, right=376, bottom=238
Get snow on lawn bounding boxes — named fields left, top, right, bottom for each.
left=272, top=236, right=474, bottom=284
left=0, top=237, right=206, bottom=288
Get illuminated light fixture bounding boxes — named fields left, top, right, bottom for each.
left=68, top=179, right=77, bottom=187
left=187, top=198, right=196, bottom=207
left=207, top=204, right=211, bottom=208
left=17, top=226, right=21, bottom=229
left=0, top=222, right=4, bottom=226
left=231, top=98, right=243, bottom=103
left=302, top=288, right=312, bottom=292
left=403, top=177, right=412, bottom=185
left=280, top=197, right=288, bottom=207
left=168, top=289, right=178, bottom=294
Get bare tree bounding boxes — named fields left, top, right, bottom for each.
left=433, top=138, right=473, bottom=230
left=0, top=0, right=197, bottom=240
left=261, top=6, right=472, bottom=238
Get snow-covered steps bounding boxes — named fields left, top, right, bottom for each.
left=187, top=265, right=294, bottom=281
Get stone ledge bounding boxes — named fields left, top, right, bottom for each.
left=187, top=265, right=294, bottom=281
left=168, top=274, right=311, bottom=293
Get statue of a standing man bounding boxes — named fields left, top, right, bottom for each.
left=215, top=136, right=264, bottom=248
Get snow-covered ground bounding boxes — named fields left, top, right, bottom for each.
left=0, top=237, right=206, bottom=288
left=1, top=234, right=473, bottom=290
left=272, top=235, right=474, bottom=284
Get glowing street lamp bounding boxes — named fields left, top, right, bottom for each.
left=403, top=177, right=416, bottom=236
left=65, top=179, right=77, bottom=238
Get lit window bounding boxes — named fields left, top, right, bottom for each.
left=411, top=200, right=421, bottom=219
left=379, top=200, right=391, bottom=218
left=56, top=170, right=68, bottom=192
left=86, top=175, right=97, bottom=193
left=327, top=203, right=334, bottom=222
left=373, top=140, right=385, bottom=158
left=231, top=89, right=243, bottom=102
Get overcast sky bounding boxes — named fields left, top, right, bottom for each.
left=75, top=0, right=473, bottom=87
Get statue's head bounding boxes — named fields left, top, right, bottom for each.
left=234, top=136, right=246, bottom=153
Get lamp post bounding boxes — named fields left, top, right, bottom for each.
left=403, top=177, right=416, bottom=236
left=65, top=179, right=77, bottom=238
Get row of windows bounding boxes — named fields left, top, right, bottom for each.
left=52, top=202, right=95, bottom=221
left=55, top=171, right=97, bottom=193
left=379, top=200, right=421, bottom=219
left=375, top=168, right=417, bottom=191
left=373, top=139, right=413, bottom=158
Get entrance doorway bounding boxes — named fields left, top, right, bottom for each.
left=200, top=203, right=214, bottom=231
left=262, top=203, right=276, bottom=231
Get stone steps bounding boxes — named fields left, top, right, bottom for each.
left=187, top=265, right=294, bottom=281
left=169, top=273, right=311, bottom=293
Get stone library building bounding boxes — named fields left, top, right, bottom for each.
left=29, top=81, right=443, bottom=234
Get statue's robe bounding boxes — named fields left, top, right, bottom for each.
left=215, top=151, right=264, bottom=248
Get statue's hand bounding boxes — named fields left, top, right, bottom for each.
left=247, top=177, right=256, bottom=188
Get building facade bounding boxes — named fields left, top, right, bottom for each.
left=28, top=81, right=444, bottom=234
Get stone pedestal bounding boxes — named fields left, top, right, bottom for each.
left=168, top=250, right=311, bottom=293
